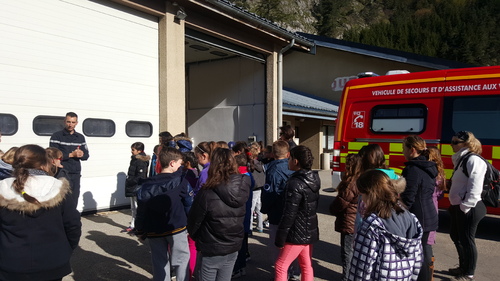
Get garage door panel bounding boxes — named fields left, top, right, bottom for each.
left=0, top=0, right=160, bottom=212
left=0, top=0, right=159, bottom=113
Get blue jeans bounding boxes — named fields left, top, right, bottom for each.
left=195, top=251, right=238, bottom=281
left=234, top=232, right=249, bottom=271
left=148, top=230, right=190, bottom=281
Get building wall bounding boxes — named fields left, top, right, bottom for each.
left=297, top=118, right=321, bottom=169
left=283, top=117, right=334, bottom=170
left=284, top=47, right=433, bottom=103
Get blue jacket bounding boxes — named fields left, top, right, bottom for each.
left=242, top=172, right=254, bottom=233
left=0, top=160, right=13, bottom=180
left=135, top=170, right=193, bottom=237
left=149, top=154, right=157, bottom=177
left=261, top=158, right=294, bottom=225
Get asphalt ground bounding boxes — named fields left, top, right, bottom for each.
left=64, top=170, right=500, bottom=281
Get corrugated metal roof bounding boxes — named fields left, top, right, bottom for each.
left=283, top=88, right=338, bottom=120
left=298, top=32, right=474, bottom=70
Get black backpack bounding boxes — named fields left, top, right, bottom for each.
left=456, top=153, right=500, bottom=208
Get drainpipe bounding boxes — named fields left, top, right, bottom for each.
left=278, top=39, right=294, bottom=134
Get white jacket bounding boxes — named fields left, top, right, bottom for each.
left=449, top=148, right=487, bottom=213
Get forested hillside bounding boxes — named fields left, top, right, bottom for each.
left=229, top=0, right=500, bottom=66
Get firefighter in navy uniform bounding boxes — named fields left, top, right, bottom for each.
left=49, top=112, right=89, bottom=207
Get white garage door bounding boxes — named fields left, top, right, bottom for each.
left=0, top=0, right=159, bottom=212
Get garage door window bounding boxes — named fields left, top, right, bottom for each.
left=33, top=116, right=65, bottom=136
left=83, top=118, right=115, bottom=137
left=0, top=114, right=18, bottom=136
left=126, top=121, right=153, bottom=137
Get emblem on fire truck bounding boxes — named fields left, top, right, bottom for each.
left=352, top=111, right=365, bottom=129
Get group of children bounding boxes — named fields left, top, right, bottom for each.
left=123, top=133, right=323, bottom=281
left=330, top=137, right=447, bottom=281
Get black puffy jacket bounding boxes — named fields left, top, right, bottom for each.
left=275, top=169, right=320, bottom=248
left=125, top=153, right=150, bottom=197
left=401, top=155, right=439, bottom=232
left=187, top=174, right=251, bottom=257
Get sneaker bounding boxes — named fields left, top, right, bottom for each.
left=288, top=266, right=300, bottom=281
left=254, top=228, right=264, bottom=233
left=448, top=266, right=464, bottom=276
left=121, top=227, right=133, bottom=233
left=264, top=220, right=270, bottom=228
left=232, top=268, right=246, bottom=279
left=451, top=275, right=474, bottom=281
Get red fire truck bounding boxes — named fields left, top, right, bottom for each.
left=332, top=66, right=500, bottom=214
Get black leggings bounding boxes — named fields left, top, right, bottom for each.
left=449, top=201, right=486, bottom=276
left=417, top=231, right=433, bottom=281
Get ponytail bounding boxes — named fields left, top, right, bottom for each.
left=11, top=144, right=50, bottom=205
left=12, top=167, right=40, bottom=205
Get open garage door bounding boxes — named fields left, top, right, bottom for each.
left=185, top=29, right=267, bottom=144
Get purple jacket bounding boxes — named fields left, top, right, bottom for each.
left=194, top=162, right=210, bottom=196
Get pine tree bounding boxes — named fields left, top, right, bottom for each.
left=227, top=0, right=500, bottom=65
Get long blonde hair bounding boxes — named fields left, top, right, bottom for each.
left=455, top=131, right=482, bottom=155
